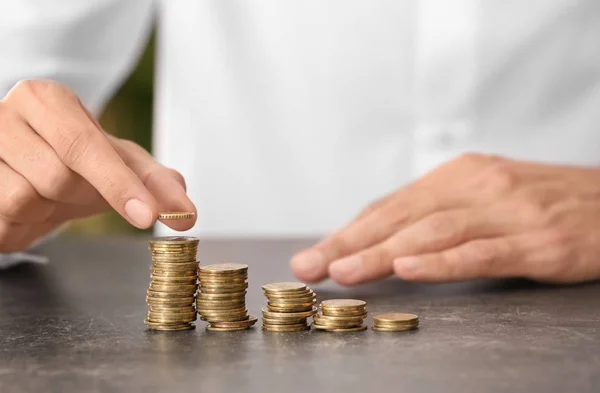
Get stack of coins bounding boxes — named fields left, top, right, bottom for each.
left=372, top=313, right=419, bottom=332
left=313, top=299, right=368, bottom=332
left=261, top=282, right=317, bottom=332
left=196, top=263, right=257, bottom=331
left=145, top=236, right=199, bottom=331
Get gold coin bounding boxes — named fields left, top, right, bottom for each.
left=262, top=317, right=308, bottom=325
left=314, top=312, right=366, bottom=321
left=158, top=212, right=196, bottom=220
left=199, top=282, right=248, bottom=290
left=144, top=320, right=195, bottom=330
left=315, top=324, right=368, bottom=333
left=150, top=243, right=198, bottom=249
left=262, top=321, right=307, bottom=328
left=199, top=263, right=248, bottom=274
left=199, top=287, right=248, bottom=294
left=151, top=270, right=198, bottom=278
left=197, top=311, right=249, bottom=319
left=267, top=304, right=315, bottom=313
left=373, top=318, right=419, bottom=326
left=314, top=315, right=365, bottom=326
left=146, top=289, right=194, bottom=301
left=321, top=299, right=366, bottom=309
left=150, top=245, right=198, bottom=251
left=373, top=313, right=418, bottom=324
left=261, top=306, right=318, bottom=319
left=264, top=289, right=314, bottom=298
left=147, top=303, right=195, bottom=309
left=151, top=275, right=197, bottom=283
left=262, top=282, right=307, bottom=293
left=198, top=310, right=248, bottom=318
left=267, top=299, right=317, bottom=309
left=206, top=325, right=251, bottom=332
left=196, top=298, right=245, bottom=306
left=150, top=252, right=197, bottom=259
left=209, top=315, right=258, bottom=329
left=313, top=321, right=362, bottom=329
left=197, top=308, right=248, bottom=317
left=198, top=271, right=247, bottom=278
left=149, top=283, right=197, bottom=292
left=150, top=251, right=197, bottom=257
left=262, top=324, right=310, bottom=332
left=152, top=261, right=199, bottom=270
left=149, top=236, right=199, bottom=246
left=372, top=324, right=418, bottom=332
left=198, top=275, right=248, bottom=285
left=148, top=307, right=197, bottom=315
left=319, top=307, right=367, bottom=317
left=201, top=315, right=250, bottom=323
left=373, top=323, right=419, bottom=330
left=152, top=255, right=197, bottom=264
left=265, top=295, right=316, bottom=304
left=147, top=315, right=197, bottom=323
left=197, top=291, right=246, bottom=299
left=197, top=302, right=246, bottom=310
left=148, top=325, right=194, bottom=331
left=147, top=312, right=197, bottom=321
left=147, top=295, right=194, bottom=303
left=196, top=298, right=246, bottom=307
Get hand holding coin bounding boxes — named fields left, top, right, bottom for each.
left=0, top=80, right=196, bottom=252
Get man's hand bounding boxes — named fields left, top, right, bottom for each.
left=0, top=80, right=196, bottom=252
left=291, top=153, right=600, bottom=285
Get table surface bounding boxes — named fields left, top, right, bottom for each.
left=0, top=237, right=599, bottom=393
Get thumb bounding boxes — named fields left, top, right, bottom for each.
left=110, top=137, right=197, bottom=231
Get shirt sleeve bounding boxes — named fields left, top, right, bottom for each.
left=0, top=0, right=155, bottom=266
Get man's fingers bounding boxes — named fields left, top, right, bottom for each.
left=0, top=161, right=56, bottom=223
left=392, top=235, right=530, bottom=283
left=0, top=104, right=101, bottom=204
left=328, top=207, right=521, bottom=285
left=110, top=137, right=197, bottom=231
left=291, top=190, right=467, bottom=283
left=4, top=80, right=158, bottom=229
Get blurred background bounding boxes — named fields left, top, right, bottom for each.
left=65, top=32, right=155, bottom=236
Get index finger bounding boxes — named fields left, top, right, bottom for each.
left=4, top=80, right=157, bottom=228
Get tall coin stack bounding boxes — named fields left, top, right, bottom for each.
left=373, top=313, right=419, bottom=332
left=261, top=282, right=317, bottom=332
left=196, top=263, right=258, bottom=331
left=313, top=299, right=368, bottom=332
left=145, top=236, right=200, bottom=331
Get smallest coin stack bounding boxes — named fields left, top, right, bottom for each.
left=313, top=299, right=368, bottom=332
left=261, top=282, right=317, bottom=332
left=145, top=236, right=199, bottom=331
left=197, top=263, right=257, bottom=331
left=372, top=313, right=419, bottom=332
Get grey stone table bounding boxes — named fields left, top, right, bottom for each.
left=0, top=237, right=599, bottom=393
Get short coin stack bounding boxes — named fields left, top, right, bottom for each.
left=196, top=263, right=257, bottom=331
left=145, top=236, right=199, bottom=331
left=313, top=299, right=368, bottom=332
left=372, top=313, right=419, bottom=332
left=261, top=282, right=317, bottom=332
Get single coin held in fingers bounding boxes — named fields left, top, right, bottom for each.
left=158, top=212, right=196, bottom=220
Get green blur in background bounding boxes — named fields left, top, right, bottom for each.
left=66, top=33, right=156, bottom=236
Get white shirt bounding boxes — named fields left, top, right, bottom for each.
left=1, top=0, right=600, bottom=240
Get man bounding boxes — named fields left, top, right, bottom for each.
left=1, top=0, right=600, bottom=285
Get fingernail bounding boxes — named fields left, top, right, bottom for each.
left=291, top=249, right=325, bottom=278
left=394, top=257, right=421, bottom=273
left=125, top=199, right=154, bottom=228
left=329, top=255, right=363, bottom=281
